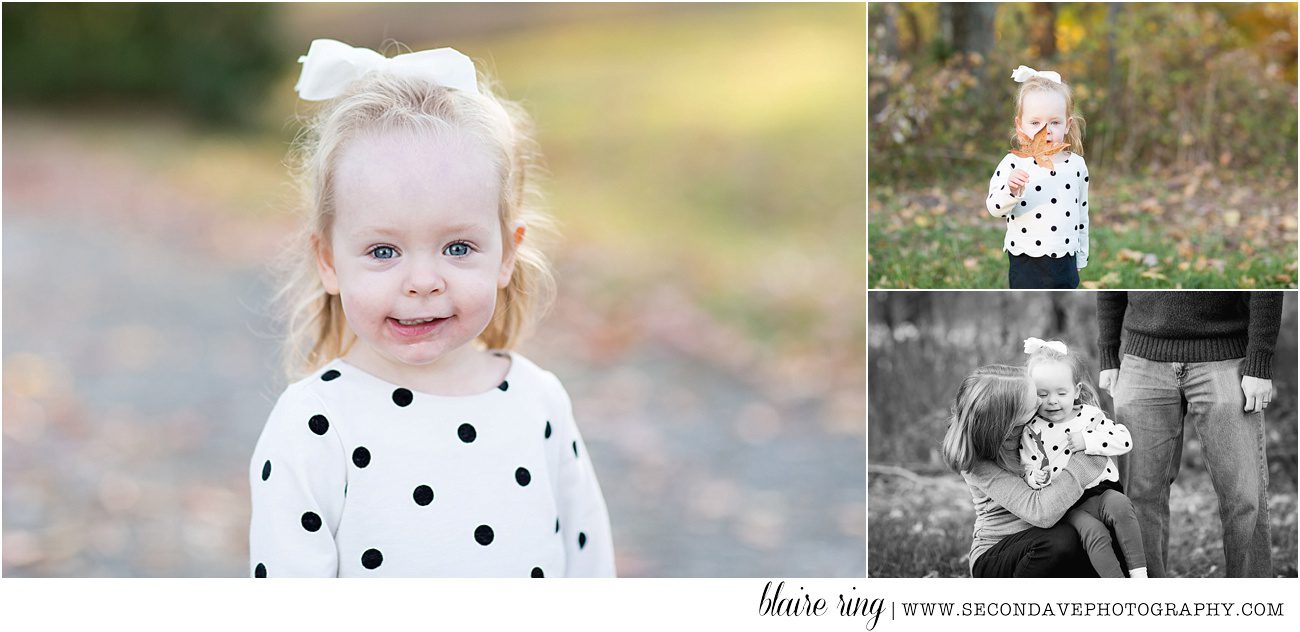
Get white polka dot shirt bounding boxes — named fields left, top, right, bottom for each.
left=249, top=352, right=616, bottom=577
left=1019, top=403, right=1132, bottom=490
left=985, top=151, right=1091, bottom=268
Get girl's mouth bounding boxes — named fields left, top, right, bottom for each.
left=388, top=316, right=450, bottom=338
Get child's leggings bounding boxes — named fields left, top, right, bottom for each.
left=1064, top=489, right=1146, bottom=577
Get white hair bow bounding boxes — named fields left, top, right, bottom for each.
left=1024, top=337, right=1068, bottom=355
left=1011, top=65, right=1062, bottom=85
left=294, top=39, right=479, bottom=101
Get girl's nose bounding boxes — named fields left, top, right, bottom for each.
left=405, top=256, right=447, bottom=296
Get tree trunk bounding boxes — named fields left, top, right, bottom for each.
left=1031, top=3, right=1058, bottom=60
left=950, top=3, right=996, bottom=59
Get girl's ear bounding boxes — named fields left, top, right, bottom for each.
left=497, top=221, right=525, bottom=288
left=314, top=234, right=340, bottom=295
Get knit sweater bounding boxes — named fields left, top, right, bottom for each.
left=1097, top=292, right=1283, bottom=378
left=986, top=151, right=1090, bottom=268
left=961, top=453, right=1107, bottom=573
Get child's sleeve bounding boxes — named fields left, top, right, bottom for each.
left=986, top=154, right=1023, bottom=217
left=1076, top=163, right=1090, bottom=269
left=248, top=384, right=347, bottom=578
left=545, top=373, right=616, bottom=577
left=1019, top=423, right=1049, bottom=489
left=1082, top=407, right=1131, bottom=457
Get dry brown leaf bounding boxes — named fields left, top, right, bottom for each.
left=1010, top=125, right=1071, bottom=170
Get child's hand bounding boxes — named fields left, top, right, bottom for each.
left=1007, top=169, right=1030, bottom=196
left=1099, top=369, right=1118, bottom=396
left=1067, top=430, right=1086, bottom=452
left=1031, top=469, right=1049, bottom=486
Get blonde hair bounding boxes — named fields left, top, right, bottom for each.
left=273, top=65, right=556, bottom=380
left=1024, top=341, right=1101, bottom=408
left=1010, top=75, right=1086, bottom=156
left=941, top=364, right=1039, bottom=473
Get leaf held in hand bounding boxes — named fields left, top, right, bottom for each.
left=1010, top=125, right=1070, bottom=170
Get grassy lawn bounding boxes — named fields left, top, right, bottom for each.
left=869, top=167, right=1298, bottom=288
left=868, top=468, right=1299, bottom=578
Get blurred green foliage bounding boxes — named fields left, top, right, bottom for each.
left=3, top=3, right=284, bottom=126
left=868, top=3, right=1298, bottom=185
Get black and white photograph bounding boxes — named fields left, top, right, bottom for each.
left=868, top=291, right=1298, bottom=578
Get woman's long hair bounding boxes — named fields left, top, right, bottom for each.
left=941, top=364, right=1039, bottom=473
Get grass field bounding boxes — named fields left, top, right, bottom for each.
left=869, top=166, right=1298, bottom=289
left=868, top=468, right=1299, bottom=578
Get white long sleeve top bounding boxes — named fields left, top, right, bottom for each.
left=248, top=352, right=615, bottom=578
left=985, top=151, right=1091, bottom=268
left=1019, top=403, right=1131, bottom=490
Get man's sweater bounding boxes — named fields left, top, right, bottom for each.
left=1097, top=292, right=1283, bottom=379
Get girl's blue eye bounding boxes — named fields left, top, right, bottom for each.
left=444, top=242, right=470, bottom=257
left=370, top=246, right=396, bottom=260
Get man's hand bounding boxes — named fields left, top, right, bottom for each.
left=1099, top=369, right=1118, bottom=396
left=1242, top=375, right=1273, bottom=413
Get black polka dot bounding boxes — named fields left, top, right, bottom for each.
left=1125, top=441, right=1130, bottom=447
left=458, top=423, right=477, bottom=443
left=1050, top=171, right=1056, bottom=176
left=1031, top=455, right=1038, bottom=460
left=531, top=567, right=545, bottom=578
left=1102, top=442, right=1108, bottom=448
left=261, top=460, right=271, bottom=481
left=475, top=525, right=495, bottom=546
left=301, top=511, right=322, bottom=532
left=1011, top=163, right=1015, bottom=168
left=1048, top=423, right=1054, bottom=428
left=1051, top=226, right=1057, bottom=231
left=1082, top=201, right=1087, bottom=206
left=362, top=548, right=383, bottom=569
left=321, top=369, right=341, bottom=381
left=578, top=532, right=588, bottom=549
left=1022, top=228, right=1027, bottom=233
left=1011, top=241, right=1016, bottom=246
left=516, top=467, right=532, bottom=486
left=1066, top=211, right=1071, bottom=217
left=996, top=204, right=1000, bottom=209
left=1076, top=171, right=1080, bottom=177
left=1106, top=467, right=1111, bottom=474
left=1052, top=445, right=1058, bottom=451
left=308, top=414, right=329, bottom=435
left=413, top=485, right=434, bottom=506
left=392, top=388, right=413, bottom=407
left=555, top=517, right=560, bottom=533
left=1065, top=449, right=1071, bottom=455
left=1051, top=198, right=1057, bottom=204
left=1065, top=183, right=1071, bottom=189
left=498, top=380, right=509, bottom=392
left=1035, top=240, right=1041, bottom=246
left=544, top=421, right=552, bottom=439
left=1001, top=185, right=1006, bottom=190
left=1053, top=467, right=1059, bottom=472
left=352, top=447, right=371, bottom=468
left=1021, top=201, right=1027, bottom=206
left=1035, top=185, right=1041, bottom=191
left=255, top=563, right=267, bottom=578
left=1035, top=213, right=1042, bottom=219
left=1065, top=238, right=1070, bottom=244
left=997, top=170, right=1001, bottom=176
left=1085, top=176, right=1089, bottom=182
left=572, top=441, right=579, bottom=458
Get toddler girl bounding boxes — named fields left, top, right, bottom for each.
left=1019, top=338, right=1145, bottom=578
left=248, top=39, right=615, bottom=577
left=985, top=66, right=1090, bottom=289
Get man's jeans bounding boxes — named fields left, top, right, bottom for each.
left=1113, top=354, right=1272, bottom=577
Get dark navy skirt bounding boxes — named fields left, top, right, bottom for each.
left=1008, top=252, right=1079, bottom=289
